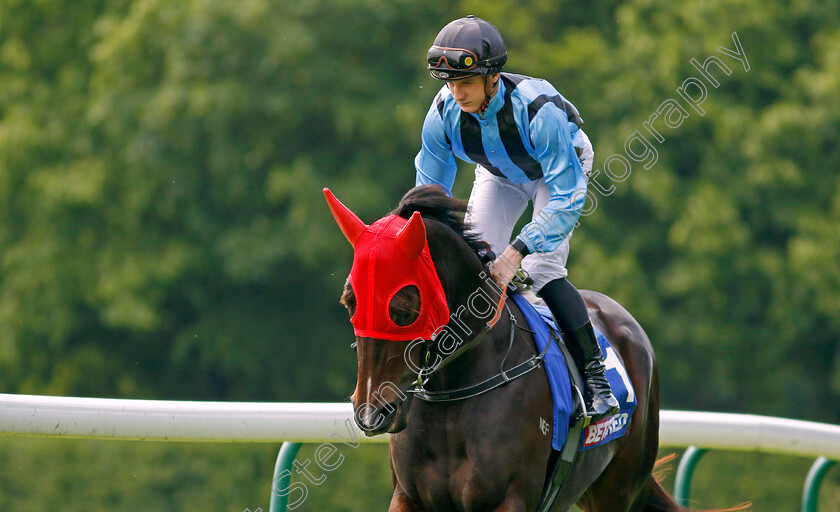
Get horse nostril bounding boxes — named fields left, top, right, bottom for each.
left=354, top=402, right=397, bottom=433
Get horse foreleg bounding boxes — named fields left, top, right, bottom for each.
left=491, top=502, right=527, bottom=512
left=388, top=488, right=421, bottom=512
left=490, top=483, right=529, bottom=512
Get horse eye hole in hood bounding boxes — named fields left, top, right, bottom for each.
left=390, top=285, right=421, bottom=327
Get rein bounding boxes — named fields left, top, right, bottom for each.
left=406, top=290, right=552, bottom=402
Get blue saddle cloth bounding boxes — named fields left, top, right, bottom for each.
left=510, top=293, right=637, bottom=452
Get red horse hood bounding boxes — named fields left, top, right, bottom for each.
left=325, top=188, right=450, bottom=341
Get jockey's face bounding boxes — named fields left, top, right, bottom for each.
left=446, top=73, right=499, bottom=113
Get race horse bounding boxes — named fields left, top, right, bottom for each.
left=324, top=184, right=728, bottom=512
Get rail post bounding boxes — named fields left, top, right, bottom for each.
left=269, top=442, right=303, bottom=512
left=801, top=456, right=835, bottom=512
left=674, top=445, right=707, bottom=507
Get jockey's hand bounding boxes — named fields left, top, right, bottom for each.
left=489, top=244, right=525, bottom=292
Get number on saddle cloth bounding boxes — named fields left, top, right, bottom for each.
left=509, top=292, right=637, bottom=452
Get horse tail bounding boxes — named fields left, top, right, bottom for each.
left=643, top=478, right=685, bottom=512
left=643, top=460, right=751, bottom=512
left=642, top=453, right=752, bottom=512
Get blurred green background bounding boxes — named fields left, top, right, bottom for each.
left=1, top=0, right=839, bottom=510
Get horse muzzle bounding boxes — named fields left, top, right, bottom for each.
left=352, top=396, right=411, bottom=436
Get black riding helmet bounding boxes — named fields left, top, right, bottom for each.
left=427, top=15, right=507, bottom=81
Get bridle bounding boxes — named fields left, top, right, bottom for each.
left=404, top=288, right=553, bottom=402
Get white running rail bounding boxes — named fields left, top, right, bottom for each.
left=1, top=394, right=839, bottom=460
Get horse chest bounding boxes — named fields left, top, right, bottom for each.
left=392, top=439, right=512, bottom=511
left=414, top=464, right=509, bottom=511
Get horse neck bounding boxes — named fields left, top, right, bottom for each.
left=428, top=274, right=533, bottom=391
left=423, top=223, right=534, bottom=390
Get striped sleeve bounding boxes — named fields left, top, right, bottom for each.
left=415, top=92, right=457, bottom=195
left=515, top=97, right=588, bottom=253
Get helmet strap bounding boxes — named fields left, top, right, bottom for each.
left=479, top=74, right=499, bottom=114
left=479, top=94, right=491, bottom=113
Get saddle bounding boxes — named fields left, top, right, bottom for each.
left=508, top=290, right=637, bottom=512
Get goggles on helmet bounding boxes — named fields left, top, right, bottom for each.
left=427, top=46, right=481, bottom=81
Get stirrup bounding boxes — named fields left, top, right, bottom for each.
left=588, top=403, right=620, bottom=423
left=586, top=388, right=620, bottom=422
left=568, top=385, right=591, bottom=428
left=572, top=405, right=617, bottom=428
left=571, top=398, right=619, bottom=428
left=571, top=410, right=591, bottom=429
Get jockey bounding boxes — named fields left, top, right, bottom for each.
left=414, top=15, right=619, bottom=423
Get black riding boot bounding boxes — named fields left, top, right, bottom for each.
left=564, top=321, right=620, bottom=423
left=538, top=278, right=620, bottom=424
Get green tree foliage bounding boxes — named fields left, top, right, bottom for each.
left=541, top=0, right=840, bottom=420
left=0, top=0, right=455, bottom=401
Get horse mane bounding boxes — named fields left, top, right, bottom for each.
left=391, top=185, right=493, bottom=265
